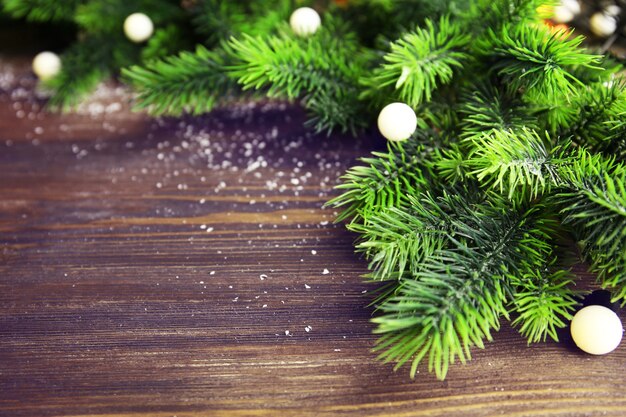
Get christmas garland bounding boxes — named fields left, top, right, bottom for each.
left=3, top=0, right=625, bottom=379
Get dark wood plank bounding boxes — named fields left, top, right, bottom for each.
left=1, top=56, right=625, bottom=417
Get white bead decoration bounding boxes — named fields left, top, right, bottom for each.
left=589, top=12, right=617, bottom=38
left=562, top=0, right=581, bottom=16
left=124, top=13, right=154, bottom=43
left=552, top=5, right=575, bottom=23
left=604, top=5, right=621, bottom=17
left=289, top=7, right=321, bottom=37
left=570, top=305, right=623, bottom=355
left=552, top=0, right=580, bottom=23
left=32, top=51, right=61, bottom=81
left=377, top=102, right=418, bottom=142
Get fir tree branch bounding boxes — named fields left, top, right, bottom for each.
left=141, top=24, right=193, bottom=63
left=434, top=144, right=471, bottom=184
left=466, top=129, right=560, bottom=200
left=510, top=264, right=578, bottom=343
left=303, top=88, right=368, bottom=135
left=526, top=87, right=580, bottom=133
left=477, top=24, right=601, bottom=103
left=192, top=1, right=250, bottom=45
left=228, top=27, right=370, bottom=133
left=74, top=0, right=183, bottom=34
left=465, top=0, right=551, bottom=33
left=557, top=150, right=626, bottom=302
left=1, top=0, right=80, bottom=22
left=228, top=30, right=364, bottom=100
left=373, top=271, right=508, bottom=380
left=372, top=195, right=556, bottom=379
left=349, top=193, right=450, bottom=280
left=559, top=151, right=626, bottom=258
left=122, top=45, right=237, bottom=116
left=604, top=119, right=626, bottom=161
left=326, top=127, right=440, bottom=223
left=192, top=0, right=290, bottom=46
left=568, top=54, right=623, bottom=86
left=561, top=81, right=626, bottom=159
left=333, top=0, right=471, bottom=46
left=363, top=16, right=470, bottom=107
left=350, top=186, right=492, bottom=280
left=459, top=83, right=537, bottom=140
left=587, top=252, right=626, bottom=305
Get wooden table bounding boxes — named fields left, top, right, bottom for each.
left=1, top=57, right=625, bottom=417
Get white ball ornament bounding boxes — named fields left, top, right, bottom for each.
left=290, top=7, right=321, bottom=37
left=562, top=0, right=581, bottom=16
left=570, top=305, right=623, bottom=355
left=604, top=5, right=621, bottom=18
left=377, top=102, right=418, bottom=142
left=124, top=13, right=154, bottom=43
left=589, top=13, right=617, bottom=38
left=552, top=5, right=575, bottom=23
left=32, top=51, right=61, bottom=81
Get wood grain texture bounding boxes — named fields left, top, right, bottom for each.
left=1, top=57, right=625, bottom=417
